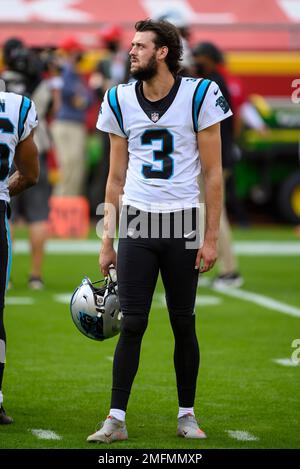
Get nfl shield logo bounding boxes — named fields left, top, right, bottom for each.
left=151, top=112, right=159, bottom=122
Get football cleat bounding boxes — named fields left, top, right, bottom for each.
left=28, top=276, right=44, bottom=290
left=177, top=413, right=207, bottom=439
left=0, top=406, right=13, bottom=425
left=87, top=416, right=128, bottom=443
left=212, top=272, right=244, bottom=289
left=70, top=266, right=122, bottom=341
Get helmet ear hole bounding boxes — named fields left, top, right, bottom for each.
left=70, top=275, right=121, bottom=341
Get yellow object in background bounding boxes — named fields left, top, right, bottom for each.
left=227, top=52, right=300, bottom=76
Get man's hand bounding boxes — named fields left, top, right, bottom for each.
left=195, top=238, right=218, bottom=273
left=99, top=244, right=117, bottom=276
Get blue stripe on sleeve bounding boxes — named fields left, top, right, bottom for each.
left=107, top=86, right=125, bottom=135
left=18, top=96, right=32, bottom=140
left=192, top=79, right=212, bottom=132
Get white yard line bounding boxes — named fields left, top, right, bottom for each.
left=54, top=294, right=72, bottom=304
left=5, top=297, right=35, bottom=305
left=30, top=429, right=62, bottom=440
left=196, top=295, right=222, bottom=306
left=227, top=430, right=259, bottom=442
left=273, top=358, right=300, bottom=367
left=234, top=241, right=300, bottom=256
left=213, top=286, right=300, bottom=318
left=155, top=293, right=222, bottom=307
left=56, top=292, right=223, bottom=307
left=56, top=287, right=300, bottom=320
left=14, top=240, right=101, bottom=254
left=13, top=240, right=300, bottom=255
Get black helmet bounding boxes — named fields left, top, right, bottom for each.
left=3, top=38, right=24, bottom=66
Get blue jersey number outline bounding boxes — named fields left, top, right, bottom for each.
left=0, top=118, right=14, bottom=181
left=141, top=129, right=174, bottom=180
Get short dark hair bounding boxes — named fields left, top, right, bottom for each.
left=193, top=42, right=224, bottom=64
left=135, top=19, right=183, bottom=75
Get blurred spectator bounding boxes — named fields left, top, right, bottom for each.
left=89, top=25, right=128, bottom=98
left=2, top=38, right=42, bottom=95
left=1, top=38, right=54, bottom=289
left=193, top=42, right=259, bottom=225
left=193, top=42, right=244, bottom=288
left=88, top=26, right=128, bottom=213
left=51, top=36, right=92, bottom=196
left=39, top=48, right=63, bottom=117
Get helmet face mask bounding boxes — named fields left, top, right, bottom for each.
left=70, top=272, right=122, bottom=341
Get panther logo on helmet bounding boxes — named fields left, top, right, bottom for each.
left=78, top=311, right=103, bottom=340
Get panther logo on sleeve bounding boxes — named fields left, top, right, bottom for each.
left=215, top=96, right=230, bottom=114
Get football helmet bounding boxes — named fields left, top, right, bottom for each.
left=70, top=268, right=122, bottom=341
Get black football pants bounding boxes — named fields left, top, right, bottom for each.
left=111, top=206, right=200, bottom=411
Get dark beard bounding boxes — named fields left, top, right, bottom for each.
left=131, top=55, right=158, bottom=81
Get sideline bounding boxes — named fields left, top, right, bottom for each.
left=13, top=240, right=300, bottom=255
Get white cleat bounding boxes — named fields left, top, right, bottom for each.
left=177, top=413, right=207, bottom=439
left=87, top=416, right=128, bottom=443
left=212, top=272, right=244, bottom=289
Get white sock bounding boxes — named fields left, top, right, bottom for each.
left=0, top=391, right=3, bottom=406
left=109, top=408, right=126, bottom=422
left=178, top=407, right=195, bottom=419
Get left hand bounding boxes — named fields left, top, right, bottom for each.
left=195, top=239, right=218, bottom=273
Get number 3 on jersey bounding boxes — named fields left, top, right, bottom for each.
left=141, top=129, right=174, bottom=180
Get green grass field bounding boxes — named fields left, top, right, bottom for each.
left=1, top=226, right=300, bottom=449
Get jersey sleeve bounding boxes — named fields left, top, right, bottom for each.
left=19, top=97, right=38, bottom=142
left=196, top=80, right=233, bottom=132
left=96, top=87, right=127, bottom=138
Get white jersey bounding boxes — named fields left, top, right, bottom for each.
left=97, top=77, right=232, bottom=212
left=0, top=91, right=38, bottom=202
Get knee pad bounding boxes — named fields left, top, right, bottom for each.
left=170, top=314, right=196, bottom=339
left=120, top=314, right=148, bottom=338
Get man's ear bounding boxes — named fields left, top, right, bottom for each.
left=157, top=46, right=168, bottom=61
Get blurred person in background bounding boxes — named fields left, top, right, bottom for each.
left=193, top=42, right=244, bottom=288
left=88, top=26, right=128, bottom=212
left=51, top=36, right=92, bottom=197
left=1, top=38, right=55, bottom=289
left=39, top=48, right=63, bottom=117
left=90, top=25, right=128, bottom=98
left=1, top=38, right=42, bottom=96
left=193, top=42, right=254, bottom=227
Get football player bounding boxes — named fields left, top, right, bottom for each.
left=87, top=19, right=232, bottom=443
left=0, top=81, right=39, bottom=423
